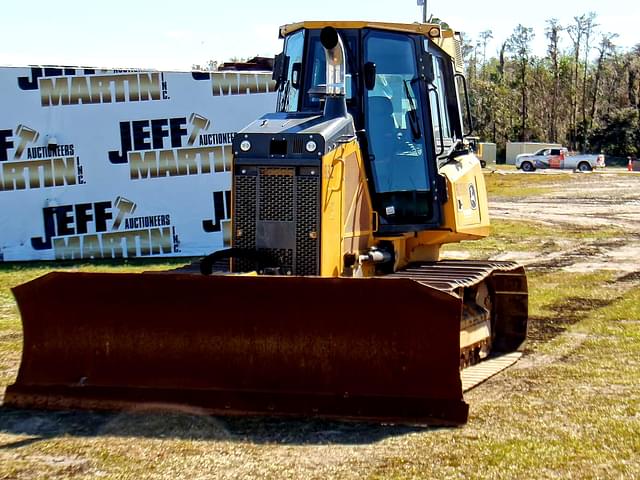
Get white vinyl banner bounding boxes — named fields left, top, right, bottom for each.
left=0, top=66, right=277, bottom=261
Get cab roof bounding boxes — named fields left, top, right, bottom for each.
left=279, top=21, right=463, bottom=72
left=279, top=21, right=455, bottom=39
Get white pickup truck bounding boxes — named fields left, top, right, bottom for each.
left=515, top=147, right=605, bottom=172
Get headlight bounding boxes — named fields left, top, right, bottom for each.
left=240, top=140, right=251, bottom=152
left=305, top=140, right=317, bottom=153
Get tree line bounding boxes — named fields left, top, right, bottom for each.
left=462, top=13, right=639, bottom=161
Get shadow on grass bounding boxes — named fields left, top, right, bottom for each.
left=525, top=296, right=616, bottom=352
left=0, top=407, right=428, bottom=447
left=614, top=271, right=640, bottom=283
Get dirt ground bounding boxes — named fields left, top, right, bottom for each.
left=486, top=170, right=640, bottom=273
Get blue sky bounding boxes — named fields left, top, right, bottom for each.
left=0, top=0, right=637, bottom=70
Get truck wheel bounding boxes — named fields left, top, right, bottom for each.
left=521, top=161, right=535, bottom=172
left=577, top=162, right=592, bottom=172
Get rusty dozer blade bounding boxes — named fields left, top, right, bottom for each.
left=5, top=271, right=468, bottom=425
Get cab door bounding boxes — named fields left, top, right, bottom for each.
left=362, top=30, right=437, bottom=230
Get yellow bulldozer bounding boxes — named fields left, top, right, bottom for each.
left=5, top=21, right=528, bottom=425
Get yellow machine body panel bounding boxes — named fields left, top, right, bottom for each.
left=281, top=21, right=447, bottom=37
left=377, top=154, right=490, bottom=266
left=412, top=154, right=490, bottom=248
left=320, top=139, right=374, bottom=276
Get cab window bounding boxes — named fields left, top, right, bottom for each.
left=303, top=33, right=354, bottom=110
left=428, top=55, right=454, bottom=154
left=277, top=30, right=304, bottom=112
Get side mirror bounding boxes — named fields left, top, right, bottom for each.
left=272, top=53, right=288, bottom=89
left=421, top=52, right=434, bottom=82
left=291, top=62, right=302, bottom=90
left=364, top=62, right=376, bottom=90
left=455, top=73, right=474, bottom=135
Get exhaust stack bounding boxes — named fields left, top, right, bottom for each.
left=320, top=26, right=347, bottom=119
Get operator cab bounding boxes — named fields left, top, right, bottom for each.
left=273, top=23, right=467, bottom=234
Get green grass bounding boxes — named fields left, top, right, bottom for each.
left=484, top=169, right=574, bottom=198
left=483, top=167, right=630, bottom=199
left=442, top=218, right=625, bottom=259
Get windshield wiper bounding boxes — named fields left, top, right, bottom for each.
left=277, top=81, right=291, bottom=112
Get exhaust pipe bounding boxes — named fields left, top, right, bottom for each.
left=319, top=26, right=347, bottom=119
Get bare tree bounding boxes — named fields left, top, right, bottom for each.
left=589, top=33, right=618, bottom=131
left=479, top=30, right=494, bottom=74
left=498, top=41, right=507, bottom=81
left=546, top=19, right=562, bottom=142
left=507, top=25, right=535, bottom=141
left=461, top=35, right=477, bottom=84
left=581, top=13, right=598, bottom=148
left=627, top=45, right=640, bottom=114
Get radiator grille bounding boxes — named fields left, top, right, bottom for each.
left=258, top=167, right=294, bottom=222
left=233, top=174, right=258, bottom=272
left=295, top=176, right=320, bottom=276
left=292, top=137, right=305, bottom=154
left=233, top=166, right=320, bottom=275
